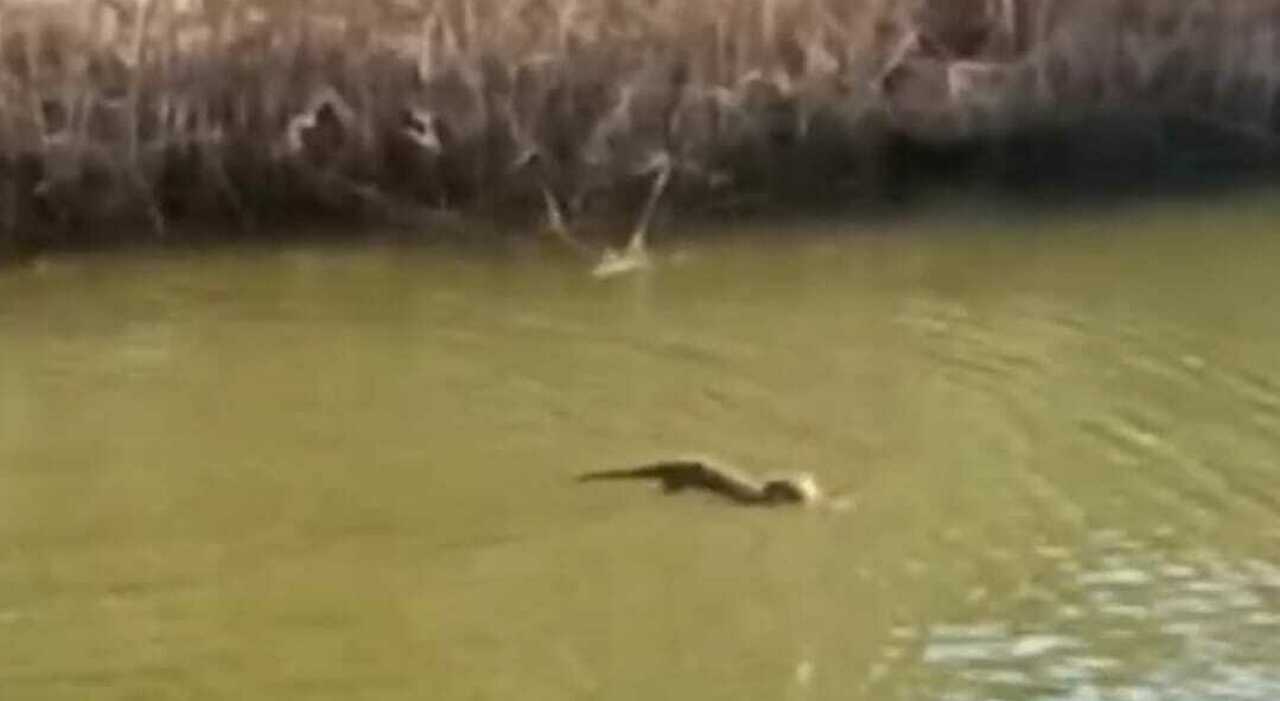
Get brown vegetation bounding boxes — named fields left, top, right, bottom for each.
left=3, top=0, right=1280, bottom=258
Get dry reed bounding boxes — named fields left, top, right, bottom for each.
left=3, top=0, right=1280, bottom=257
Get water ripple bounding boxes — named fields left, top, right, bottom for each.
left=909, top=534, right=1280, bottom=700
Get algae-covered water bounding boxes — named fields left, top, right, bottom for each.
left=2, top=194, right=1279, bottom=700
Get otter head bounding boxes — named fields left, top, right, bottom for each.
left=761, top=474, right=821, bottom=505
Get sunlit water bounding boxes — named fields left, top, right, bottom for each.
left=2, top=193, right=1279, bottom=700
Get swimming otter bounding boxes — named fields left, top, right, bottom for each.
left=578, top=458, right=823, bottom=506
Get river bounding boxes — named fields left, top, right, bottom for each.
left=2, top=193, right=1279, bottom=699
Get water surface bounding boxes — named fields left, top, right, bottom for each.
left=2, top=195, right=1280, bottom=699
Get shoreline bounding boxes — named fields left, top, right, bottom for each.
left=4, top=1, right=1280, bottom=262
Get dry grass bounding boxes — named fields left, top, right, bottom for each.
left=3, top=0, right=1280, bottom=256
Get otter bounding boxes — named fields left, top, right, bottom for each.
left=577, top=458, right=824, bottom=506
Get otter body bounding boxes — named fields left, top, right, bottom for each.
left=578, top=458, right=822, bottom=506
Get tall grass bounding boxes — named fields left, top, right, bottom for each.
left=3, top=0, right=1280, bottom=256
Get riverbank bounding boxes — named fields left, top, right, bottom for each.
left=4, top=0, right=1280, bottom=262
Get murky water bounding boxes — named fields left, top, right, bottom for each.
left=2, top=194, right=1280, bottom=700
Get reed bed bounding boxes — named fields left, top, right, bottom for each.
left=4, top=0, right=1280, bottom=257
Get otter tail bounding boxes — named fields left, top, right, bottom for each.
left=576, top=460, right=705, bottom=483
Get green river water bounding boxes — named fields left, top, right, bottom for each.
left=2, top=194, right=1280, bottom=700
